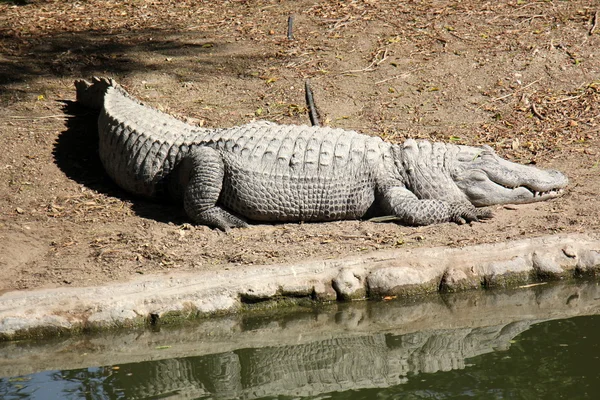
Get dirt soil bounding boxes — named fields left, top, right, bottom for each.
left=0, top=0, right=599, bottom=293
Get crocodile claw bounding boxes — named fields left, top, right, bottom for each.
left=453, top=205, right=493, bottom=225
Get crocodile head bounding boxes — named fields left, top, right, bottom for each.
left=452, top=145, right=568, bottom=206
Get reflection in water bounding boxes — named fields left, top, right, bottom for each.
left=100, top=323, right=534, bottom=399
left=385, top=316, right=600, bottom=400
left=2, top=282, right=600, bottom=399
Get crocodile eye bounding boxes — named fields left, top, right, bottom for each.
left=458, top=153, right=476, bottom=162
left=473, top=171, right=487, bottom=181
left=481, top=151, right=496, bottom=160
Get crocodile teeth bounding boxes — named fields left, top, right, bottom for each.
left=533, top=189, right=563, bottom=197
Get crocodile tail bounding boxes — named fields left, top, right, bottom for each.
left=74, top=76, right=117, bottom=110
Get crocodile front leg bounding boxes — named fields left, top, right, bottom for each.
left=182, top=147, right=248, bottom=230
left=380, top=186, right=492, bottom=226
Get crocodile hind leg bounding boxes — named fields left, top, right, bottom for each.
left=182, top=147, right=248, bottom=230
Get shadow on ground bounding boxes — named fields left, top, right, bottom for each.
left=0, top=27, right=273, bottom=101
left=54, top=101, right=187, bottom=224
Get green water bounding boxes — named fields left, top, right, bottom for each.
left=382, top=316, right=600, bottom=399
left=2, top=283, right=600, bottom=399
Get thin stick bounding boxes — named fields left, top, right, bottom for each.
left=491, top=78, right=543, bottom=102
left=590, top=10, right=598, bottom=36
left=327, top=15, right=351, bottom=33
left=326, top=11, right=367, bottom=33
left=530, top=102, right=545, bottom=120
left=287, top=15, right=294, bottom=40
left=582, top=127, right=600, bottom=135
left=448, top=31, right=471, bottom=41
left=548, top=94, right=584, bottom=104
left=340, top=48, right=388, bottom=75
left=5, top=114, right=67, bottom=120
left=375, top=75, right=404, bottom=85
left=304, top=80, right=320, bottom=126
left=375, top=67, right=425, bottom=85
left=518, top=282, right=548, bottom=289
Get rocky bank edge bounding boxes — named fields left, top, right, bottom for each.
left=1, top=233, right=599, bottom=341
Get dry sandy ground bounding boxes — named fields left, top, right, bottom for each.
left=0, top=0, right=599, bottom=292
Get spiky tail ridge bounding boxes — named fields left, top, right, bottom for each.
left=74, top=76, right=117, bottom=110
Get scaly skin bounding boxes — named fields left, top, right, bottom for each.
left=74, top=77, right=568, bottom=230
left=105, top=322, right=535, bottom=398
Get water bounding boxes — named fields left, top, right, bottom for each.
left=383, top=316, right=600, bottom=399
left=2, top=282, right=600, bottom=399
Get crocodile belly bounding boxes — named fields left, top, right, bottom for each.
left=219, top=169, right=376, bottom=222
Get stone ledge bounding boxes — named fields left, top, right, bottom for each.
left=2, top=282, right=599, bottom=380
left=1, top=233, right=599, bottom=341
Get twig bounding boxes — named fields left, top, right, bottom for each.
left=375, top=75, right=405, bottom=85
left=368, top=215, right=401, bottom=222
left=548, top=94, right=584, bottom=104
left=327, top=11, right=367, bottom=33
left=491, top=78, right=543, bottom=102
left=530, top=102, right=545, bottom=120
left=5, top=115, right=66, bottom=120
left=517, top=14, right=546, bottom=25
left=582, top=127, right=600, bottom=135
left=447, top=31, right=471, bottom=41
left=590, top=10, right=598, bottom=36
left=340, top=48, right=388, bottom=75
left=327, top=15, right=351, bottom=33
left=518, top=282, right=548, bottom=289
left=304, top=80, right=320, bottom=126
left=375, top=67, right=424, bottom=85
left=287, top=15, right=294, bottom=40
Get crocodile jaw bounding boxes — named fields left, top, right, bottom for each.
left=452, top=146, right=568, bottom=207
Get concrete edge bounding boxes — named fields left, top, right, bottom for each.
left=1, top=233, right=599, bottom=341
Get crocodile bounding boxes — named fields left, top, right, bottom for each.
left=74, top=77, right=568, bottom=230
left=102, top=322, right=535, bottom=399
